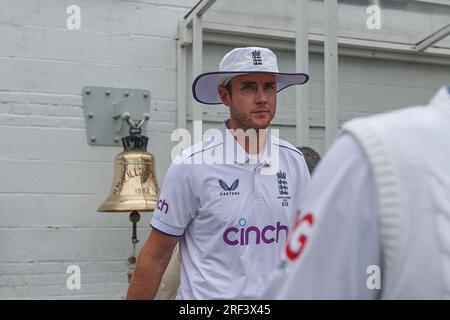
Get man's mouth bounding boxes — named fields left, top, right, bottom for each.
left=252, top=110, right=270, bottom=115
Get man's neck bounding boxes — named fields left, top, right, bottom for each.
left=225, top=119, right=267, bottom=155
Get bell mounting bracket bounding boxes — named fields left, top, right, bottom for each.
left=82, top=86, right=151, bottom=146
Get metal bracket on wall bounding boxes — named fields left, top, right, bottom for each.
left=82, top=86, right=151, bottom=146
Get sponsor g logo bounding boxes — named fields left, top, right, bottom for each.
left=285, top=210, right=314, bottom=261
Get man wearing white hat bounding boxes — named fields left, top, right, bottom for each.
left=127, top=47, right=310, bottom=300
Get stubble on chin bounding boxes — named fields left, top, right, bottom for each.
left=230, top=111, right=273, bottom=131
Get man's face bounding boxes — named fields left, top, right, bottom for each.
left=218, top=73, right=277, bottom=130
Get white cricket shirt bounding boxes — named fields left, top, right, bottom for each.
left=262, top=133, right=380, bottom=299
left=151, top=122, right=311, bottom=299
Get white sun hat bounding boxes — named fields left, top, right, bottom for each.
left=192, top=47, right=309, bottom=105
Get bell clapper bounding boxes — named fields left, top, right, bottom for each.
left=127, top=211, right=141, bottom=283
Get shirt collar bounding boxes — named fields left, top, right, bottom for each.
left=219, top=121, right=273, bottom=166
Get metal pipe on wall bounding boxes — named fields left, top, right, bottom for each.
left=296, top=0, right=310, bottom=148
left=324, top=0, right=339, bottom=149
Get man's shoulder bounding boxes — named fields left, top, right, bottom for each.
left=176, top=136, right=223, bottom=161
left=272, top=136, right=305, bottom=160
left=167, top=138, right=219, bottom=182
left=343, top=103, right=430, bottom=134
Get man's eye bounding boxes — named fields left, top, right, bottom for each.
left=265, top=84, right=275, bottom=90
left=242, top=85, right=256, bottom=91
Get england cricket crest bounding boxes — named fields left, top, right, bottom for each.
left=276, top=171, right=291, bottom=207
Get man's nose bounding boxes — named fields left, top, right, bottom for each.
left=256, top=86, right=267, bottom=103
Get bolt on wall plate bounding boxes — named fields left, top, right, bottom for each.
left=82, top=86, right=151, bottom=146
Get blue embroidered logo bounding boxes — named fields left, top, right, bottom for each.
left=219, top=179, right=240, bottom=196
left=276, top=171, right=289, bottom=196
left=251, top=50, right=263, bottom=65
left=276, top=171, right=290, bottom=206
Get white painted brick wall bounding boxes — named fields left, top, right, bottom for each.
left=0, top=0, right=196, bottom=299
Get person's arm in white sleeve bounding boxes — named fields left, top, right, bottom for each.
left=127, top=161, right=198, bottom=299
left=263, top=133, right=381, bottom=299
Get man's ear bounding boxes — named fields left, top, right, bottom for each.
left=218, top=86, right=231, bottom=106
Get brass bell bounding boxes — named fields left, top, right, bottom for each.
left=98, top=132, right=160, bottom=212
left=97, top=113, right=159, bottom=285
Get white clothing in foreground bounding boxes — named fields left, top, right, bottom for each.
left=263, top=86, right=450, bottom=299
left=262, top=134, right=380, bottom=299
